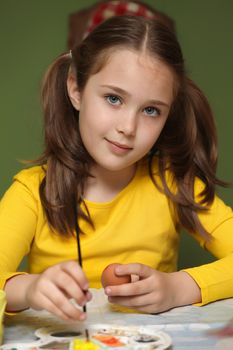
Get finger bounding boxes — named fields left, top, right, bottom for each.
left=108, top=295, right=163, bottom=314
left=60, top=260, right=89, bottom=291
left=45, top=296, right=86, bottom=321
left=131, top=274, right=140, bottom=283
left=38, top=293, right=71, bottom=321
left=86, top=290, right=93, bottom=301
left=108, top=292, right=154, bottom=308
left=53, top=271, right=88, bottom=306
left=115, top=263, right=152, bottom=279
left=105, top=278, right=153, bottom=297
left=42, top=282, right=86, bottom=320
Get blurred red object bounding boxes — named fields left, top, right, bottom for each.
left=67, top=0, right=175, bottom=49
left=209, top=320, right=233, bottom=337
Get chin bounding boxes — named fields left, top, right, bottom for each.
left=99, top=161, right=135, bottom=173
left=103, top=164, right=129, bottom=172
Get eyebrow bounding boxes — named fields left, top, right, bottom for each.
left=100, top=84, right=170, bottom=108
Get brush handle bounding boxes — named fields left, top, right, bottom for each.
left=73, top=203, right=88, bottom=317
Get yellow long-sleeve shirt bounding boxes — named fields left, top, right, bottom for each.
left=0, top=159, right=233, bottom=306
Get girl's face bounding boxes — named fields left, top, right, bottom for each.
left=69, top=49, right=174, bottom=174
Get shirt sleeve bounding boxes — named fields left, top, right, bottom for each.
left=0, top=176, right=38, bottom=289
left=182, top=184, right=233, bottom=305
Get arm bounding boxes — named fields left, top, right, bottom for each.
left=0, top=170, right=92, bottom=320
left=4, top=261, right=92, bottom=321
left=183, top=217, right=233, bottom=305
left=0, top=177, right=37, bottom=290
left=104, top=194, right=233, bottom=313
left=182, top=181, right=233, bottom=305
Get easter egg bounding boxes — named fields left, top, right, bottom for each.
left=101, top=263, right=131, bottom=288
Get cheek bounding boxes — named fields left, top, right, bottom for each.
left=138, top=121, right=166, bottom=150
left=79, top=102, right=113, bottom=137
left=78, top=110, right=93, bottom=149
left=79, top=116, right=108, bottom=140
left=78, top=102, right=97, bottom=134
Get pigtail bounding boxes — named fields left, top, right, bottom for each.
left=184, top=78, right=227, bottom=191
left=38, top=53, right=92, bottom=236
left=151, top=77, right=228, bottom=239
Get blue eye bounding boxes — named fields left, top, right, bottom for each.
left=106, top=95, right=121, bottom=105
left=144, top=106, right=160, bottom=117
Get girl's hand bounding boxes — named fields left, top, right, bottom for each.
left=104, top=263, right=201, bottom=313
left=5, top=260, right=92, bottom=321
left=26, top=260, right=92, bottom=320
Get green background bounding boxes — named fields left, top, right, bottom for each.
left=0, top=1, right=232, bottom=269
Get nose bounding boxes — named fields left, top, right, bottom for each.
left=116, top=110, right=137, bottom=137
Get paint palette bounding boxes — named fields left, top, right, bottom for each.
left=0, top=324, right=172, bottom=349
left=77, top=324, right=172, bottom=349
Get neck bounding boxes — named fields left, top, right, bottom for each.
left=83, top=164, right=137, bottom=202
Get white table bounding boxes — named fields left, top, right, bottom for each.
left=1, top=289, right=233, bottom=349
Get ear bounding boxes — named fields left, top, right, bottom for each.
left=67, top=73, right=81, bottom=110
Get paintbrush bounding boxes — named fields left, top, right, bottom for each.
left=74, top=204, right=90, bottom=342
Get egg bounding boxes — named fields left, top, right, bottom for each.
left=101, top=263, right=131, bottom=288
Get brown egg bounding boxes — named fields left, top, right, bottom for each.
left=101, top=263, right=131, bottom=288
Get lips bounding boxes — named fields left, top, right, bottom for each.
left=105, top=138, right=133, bottom=150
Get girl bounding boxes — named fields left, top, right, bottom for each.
left=1, top=15, right=233, bottom=322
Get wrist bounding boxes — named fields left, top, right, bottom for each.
left=4, top=274, right=38, bottom=312
left=170, top=271, right=202, bottom=307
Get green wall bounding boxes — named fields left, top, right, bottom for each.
left=1, top=1, right=233, bottom=269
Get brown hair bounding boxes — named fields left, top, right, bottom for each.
left=38, top=15, right=226, bottom=238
